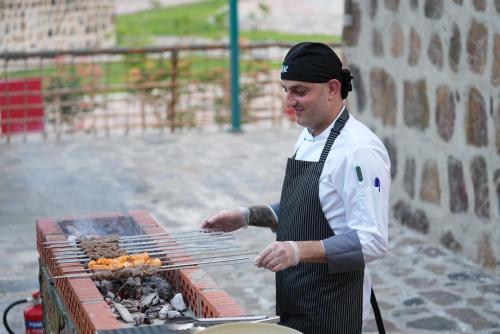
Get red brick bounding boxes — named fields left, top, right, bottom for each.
left=36, top=217, right=61, bottom=234
left=83, top=302, right=122, bottom=331
left=36, top=210, right=247, bottom=331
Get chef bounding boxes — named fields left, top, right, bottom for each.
left=202, top=42, right=390, bottom=334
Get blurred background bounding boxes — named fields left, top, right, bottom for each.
left=1, top=1, right=499, bottom=333
left=0, top=0, right=343, bottom=138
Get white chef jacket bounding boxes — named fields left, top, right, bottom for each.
left=290, top=106, right=390, bottom=320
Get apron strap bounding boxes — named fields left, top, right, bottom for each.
left=370, top=288, right=386, bottom=334
left=319, top=108, right=349, bottom=163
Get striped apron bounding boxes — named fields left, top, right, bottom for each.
left=276, top=108, right=364, bottom=334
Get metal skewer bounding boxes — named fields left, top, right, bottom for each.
left=46, top=232, right=229, bottom=250
left=43, top=230, right=218, bottom=245
left=52, top=255, right=256, bottom=279
left=52, top=242, right=234, bottom=260
left=53, top=244, right=237, bottom=260
left=52, top=237, right=238, bottom=260
left=53, top=244, right=246, bottom=263
left=50, top=235, right=235, bottom=255
left=57, top=250, right=257, bottom=273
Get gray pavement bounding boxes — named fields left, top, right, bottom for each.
left=0, top=126, right=499, bottom=333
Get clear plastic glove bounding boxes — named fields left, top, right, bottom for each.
left=201, top=207, right=249, bottom=232
left=255, top=241, right=300, bottom=272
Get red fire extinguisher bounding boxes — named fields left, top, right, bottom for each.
left=24, top=291, right=43, bottom=334
left=2, top=291, right=43, bottom=334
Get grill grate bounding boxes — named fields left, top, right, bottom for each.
left=36, top=211, right=247, bottom=333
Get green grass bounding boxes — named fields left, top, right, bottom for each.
left=116, top=0, right=337, bottom=45
left=8, top=0, right=338, bottom=92
left=116, top=0, right=229, bottom=45
left=240, top=31, right=340, bottom=44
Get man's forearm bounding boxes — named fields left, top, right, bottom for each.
left=248, top=206, right=278, bottom=230
left=297, top=241, right=327, bottom=263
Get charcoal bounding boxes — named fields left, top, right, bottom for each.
left=118, top=276, right=142, bottom=299
left=121, top=276, right=140, bottom=288
left=144, top=276, right=173, bottom=300
left=98, top=279, right=113, bottom=293
left=141, top=285, right=155, bottom=295
left=145, top=305, right=163, bottom=319
left=121, top=299, right=136, bottom=308
left=140, top=292, right=159, bottom=308
left=86, top=237, right=187, bottom=327
left=111, top=280, right=123, bottom=293
left=121, top=299, right=140, bottom=312
left=134, top=315, right=146, bottom=326
left=170, top=293, right=186, bottom=312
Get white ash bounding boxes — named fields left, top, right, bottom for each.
left=167, top=310, right=182, bottom=319
left=158, top=304, right=173, bottom=320
left=94, top=274, right=186, bottom=326
left=170, top=293, right=186, bottom=311
left=113, top=302, right=134, bottom=323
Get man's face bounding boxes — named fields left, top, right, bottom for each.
left=281, top=80, right=332, bottom=131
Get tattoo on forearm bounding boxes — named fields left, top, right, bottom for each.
left=248, top=206, right=278, bottom=230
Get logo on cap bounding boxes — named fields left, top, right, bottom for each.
left=281, top=65, right=288, bottom=73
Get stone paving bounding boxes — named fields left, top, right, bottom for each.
left=0, top=126, right=499, bottom=333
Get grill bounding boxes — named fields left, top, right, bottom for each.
left=36, top=211, right=249, bottom=333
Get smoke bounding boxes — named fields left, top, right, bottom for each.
left=58, top=216, right=144, bottom=238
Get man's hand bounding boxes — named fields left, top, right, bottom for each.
left=255, top=241, right=300, bottom=272
left=201, top=207, right=249, bottom=232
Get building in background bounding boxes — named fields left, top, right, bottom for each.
left=343, top=0, right=500, bottom=275
left=0, top=0, right=115, bottom=52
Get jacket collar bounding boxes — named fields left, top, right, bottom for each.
left=304, top=105, right=346, bottom=142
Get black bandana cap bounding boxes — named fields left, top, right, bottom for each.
left=281, top=42, right=353, bottom=98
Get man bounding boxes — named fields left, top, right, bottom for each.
left=201, top=42, right=390, bottom=334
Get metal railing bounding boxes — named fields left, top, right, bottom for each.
left=0, top=42, right=310, bottom=142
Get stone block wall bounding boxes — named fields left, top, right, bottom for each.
left=342, top=0, right=500, bottom=275
left=0, top=0, right=115, bottom=52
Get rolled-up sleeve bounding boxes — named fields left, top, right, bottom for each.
left=322, top=146, right=390, bottom=273
left=268, top=203, right=280, bottom=222
left=322, top=230, right=364, bottom=273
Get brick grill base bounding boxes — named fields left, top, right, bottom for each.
left=36, top=211, right=246, bottom=334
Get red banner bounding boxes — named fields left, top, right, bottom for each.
left=0, top=78, right=44, bottom=134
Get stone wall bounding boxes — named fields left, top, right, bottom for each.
left=0, top=0, right=115, bottom=52
left=342, top=0, right=500, bottom=275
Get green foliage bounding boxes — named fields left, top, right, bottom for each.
left=44, top=61, right=101, bottom=117
left=123, top=54, right=171, bottom=92
left=116, top=0, right=336, bottom=45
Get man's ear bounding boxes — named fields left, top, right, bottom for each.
left=327, top=79, right=341, bottom=98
